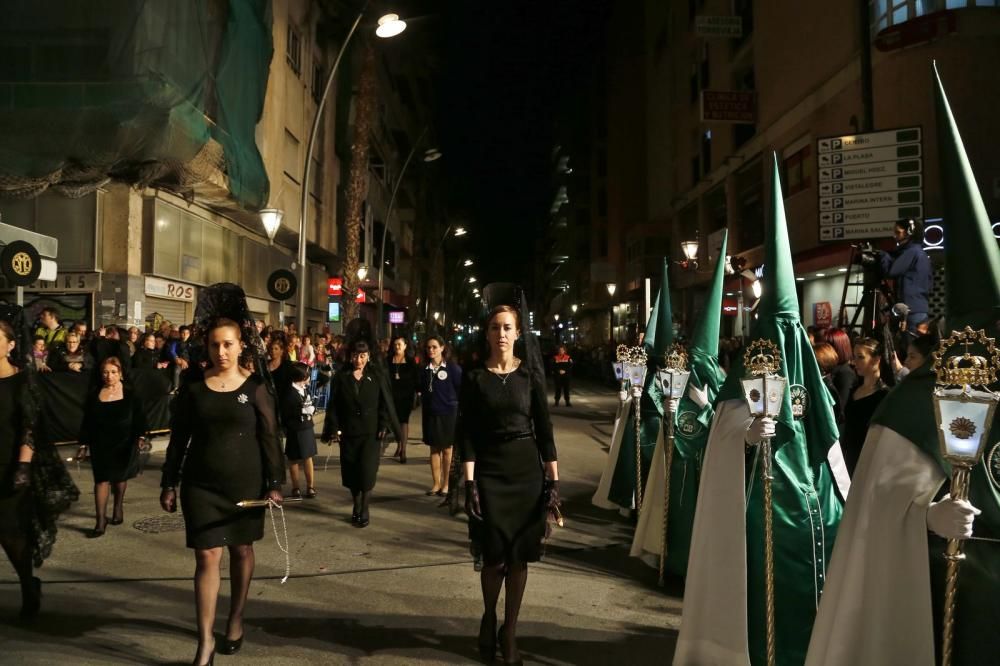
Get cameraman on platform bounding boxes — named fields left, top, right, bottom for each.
left=861, top=218, right=933, bottom=332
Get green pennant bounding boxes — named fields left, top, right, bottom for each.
left=933, top=62, right=1000, bottom=332
left=644, top=258, right=674, bottom=359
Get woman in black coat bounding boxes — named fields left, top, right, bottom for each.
left=321, top=340, right=400, bottom=527
left=281, top=362, right=318, bottom=499
left=79, top=357, right=147, bottom=536
left=386, top=335, right=418, bottom=463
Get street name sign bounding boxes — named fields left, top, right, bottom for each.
left=694, top=16, right=743, bottom=38
left=817, top=126, right=922, bottom=241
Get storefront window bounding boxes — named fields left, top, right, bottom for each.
left=1, top=191, right=97, bottom=271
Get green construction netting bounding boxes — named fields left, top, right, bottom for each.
left=0, top=0, right=273, bottom=210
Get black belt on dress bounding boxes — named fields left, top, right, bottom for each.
left=484, top=431, right=533, bottom=444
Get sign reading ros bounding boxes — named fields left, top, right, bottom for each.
left=145, top=276, right=195, bottom=302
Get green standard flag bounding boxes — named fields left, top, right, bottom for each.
left=608, top=258, right=672, bottom=509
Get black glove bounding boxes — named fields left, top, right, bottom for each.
left=465, top=480, right=483, bottom=521
left=543, top=479, right=561, bottom=512
left=12, top=462, right=31, bottom=491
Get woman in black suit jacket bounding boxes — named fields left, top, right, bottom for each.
left=321, top=341, right=400, bottom=527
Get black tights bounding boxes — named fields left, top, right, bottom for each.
left=1, top=527, right=38, bottom=615
left=481, top=561, right=529, bottom=660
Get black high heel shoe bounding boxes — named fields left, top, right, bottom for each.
left=218, top=634, right=243, bottom=655
left=192, top=644, right=215, bottom=666
left=478, top=613, right=497, bottom=662
left=498, top=624, right=524, bottom=666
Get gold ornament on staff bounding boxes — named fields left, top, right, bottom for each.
left=656, top=344, right=691, bottom=586
left=627, top=345, right=649, bottom=514
left=740, top=338, right=785, bottom=666
left=931, top=326, right=1000, bottom=666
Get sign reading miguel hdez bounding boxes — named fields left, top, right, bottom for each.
left=817, top=127, right=923, bottom=242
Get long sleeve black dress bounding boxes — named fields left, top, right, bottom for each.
left=281, top=384, right=317, bottom=461
left=161, top=377, right=284, bottom=549
left=79, top=389, right=147, bottom=484
left=387, top=358, right=419, bottom=424
left=458, top=366, right=557, bottom=565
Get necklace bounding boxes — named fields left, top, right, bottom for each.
left=489, top=360, right=520, bottom=386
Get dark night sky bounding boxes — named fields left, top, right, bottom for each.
left=431, top=0, right=611, bottom=285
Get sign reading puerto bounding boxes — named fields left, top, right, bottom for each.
left=817, top=126, right=923, bottom=242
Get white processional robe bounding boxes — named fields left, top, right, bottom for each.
left=805, top=424, right=945, bottom=666
left=593, top=395, right=634, bottom=511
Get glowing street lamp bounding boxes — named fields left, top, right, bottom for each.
left=259, top=208, right=283, bottom=245
left=357, top=265, right=369, bottom=281
left=375, top=13, right=407, bottom=38
left=606, top=283, right=617, bottom=297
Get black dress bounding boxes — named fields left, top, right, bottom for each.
left=458, top=367, right=557, bottom=565
left=323, top=370, right=395, bottom=492
left=0, top=373, right=32, bottom=539
left=281, top=385, right=317, bottom=461
left=387, top=358, right=419, bottom=424
left=161, top=377, right=284, bottom=549
left=841, top=385, right=888, bottom=477
left=79, top=389, right=146, bottom=483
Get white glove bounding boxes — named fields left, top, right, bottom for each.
left=631, top=386, right=643, bottom=398
left=302, top=404, right=316, bottom=416
left=619, top=390, right=628, bottom=403
left=745, top=417, right=776, bottom=445
left=666, top=398, right=680, bottom=414
left=926, top=494, right=980, bottom=540
left=688, top=384, right=709, bottom=409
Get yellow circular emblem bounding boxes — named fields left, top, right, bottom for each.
left=11, top=251, right=32, bottom=276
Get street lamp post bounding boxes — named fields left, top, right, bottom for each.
left=606, top=282, right=617, bottom=344
left=375, top=126, right=440, bottom=339
left=424, top=225, right=468, bottom=324
left=294, top=9, right=405, bottom=333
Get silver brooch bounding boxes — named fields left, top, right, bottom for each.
left=237, top=393, right=249, bottom=404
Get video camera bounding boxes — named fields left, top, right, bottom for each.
left=851, top=241, right=880, bottom=266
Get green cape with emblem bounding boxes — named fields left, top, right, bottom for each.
left=807, top=62, right=1000, bottom=666
left=675, top=155, right=846, bottom=666
left=631, top=232, right=730, bottom=577
left=608, top=258, right=673, bottom=509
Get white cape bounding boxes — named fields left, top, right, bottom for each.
left=630, top=422, right=670, bottom=568
left=673, top=400, right=851, bottom=666
left=592, top=395, right=634, bottom=511
left=805, top=425, right=944, bottom=666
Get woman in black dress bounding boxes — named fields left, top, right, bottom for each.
left=321, top=340, right=399, bottom=527
left=266, top=335, right=293, bottom=400
left=281, top=362, right=318, bottom=499
left=131, top=333, right=161, bottom=370
left=160, top=317, right=284, bottom=665
left=0, top=309, right=78, bottom=620
left=460, top=304, right=559, bottom=665
left=79, top=357, right=147, bottom=536
left=841, top=336, right=889, bottom=477
left=386, top=335, right=418, bottom=463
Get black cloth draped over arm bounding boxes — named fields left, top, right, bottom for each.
left=253, top=379, right=285, bottom=490
left=529, top=374, right=557, bottom=462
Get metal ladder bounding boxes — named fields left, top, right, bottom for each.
left=837, top=245, right=878, bottom=337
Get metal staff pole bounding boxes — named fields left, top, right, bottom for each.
left=628, top=346, right=648, bottom=514
left=930, top=327, right=1000, bottom=666
left=740, top=339, right=786, bottom=666
left=656, top=345, right=691, bottom=586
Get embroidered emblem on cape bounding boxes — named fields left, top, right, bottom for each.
left=790, top=384, right=808, bottom=419
left=237, top=393, right=249, bottom=404
left=677, top=410, right=703, bottom=437
left=986, top=442, right=1000, bottom=490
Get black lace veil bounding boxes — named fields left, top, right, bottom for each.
left=480, top=283, right=545, bottom=389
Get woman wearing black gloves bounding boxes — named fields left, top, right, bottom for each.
left=161, top=314, right=284, bottom=666
left=0, top=307, right=78, bottom=621
left=459, top=301, right=559, bottom=665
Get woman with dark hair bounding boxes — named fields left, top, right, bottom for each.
left=419, top=334, right=462, bottom=496
left=0, top=309, right=79, bottom=620
left=160, top=317, right=284, bottom=665
left=321, top=340, right=397, bottom=527
left=386, top=335, right=418, bottom=463
left=266, top=334, right=293, bottom=401
left=79, top=357, right=147, bottom=536
left=282, top=362, right=317, bottom=499
left=841, top=337, right=889, bottom=477
left=824, top=328, right=856, bottom=414
left=460, top=304, right=559, bottom=664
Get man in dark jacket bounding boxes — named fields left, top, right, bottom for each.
left=868, top=219, right=933, bottom=331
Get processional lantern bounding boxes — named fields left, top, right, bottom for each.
left=932, top=326, right=1000, bottom=666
